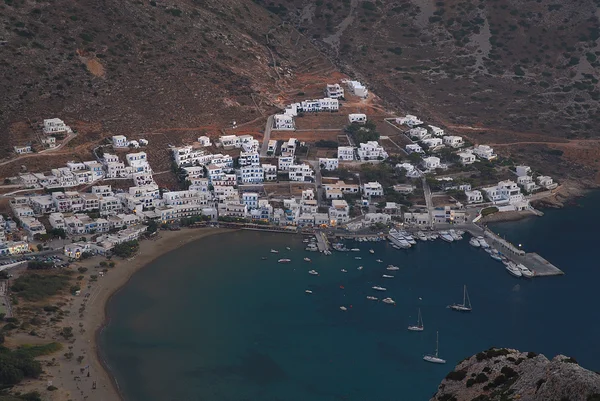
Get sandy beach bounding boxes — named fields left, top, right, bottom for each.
left=10, top=227, right=233, bottom=401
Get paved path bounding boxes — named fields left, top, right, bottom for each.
left=260, top=115, right=274, bottom=157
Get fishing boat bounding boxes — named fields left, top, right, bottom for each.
left=372, top=286, right=387, bottom=291
left=366, top=296, right=378, bottom=301
left=382, top=274, right=394, bottom=278
left=448, top=285, right=472, bottom=312
left=303, top=257, right=311, bottom=262
left=505, top=262, right=523, bottom=277
left=407, top=308, right=424, bottom=331
left=340, top=306, right=348, bottom=311
left=423, top=331, right=446, bottom=364
left=518, top=263, right=534, bottom=278
left=308, top=270, right=319, bottom=275
left=376, top=259, right=383, bottom=263
left=382, top=297, right=396, bottom=305
left=305, top=290, right=313, bottom=294
left=341, top=269, right=347, bottom=273
left=357, top=266, right=364, bottom=270
left=469, top=237, right=481, bottom=247
left=369, top=249, right=375, bottom=254
left=440, top=231, right=454, bottom=243
left=386, top=265, right=400, bottom=271
left=270, top=249, right=279, bottom=253
left=278, top=259, right=291, bottom=263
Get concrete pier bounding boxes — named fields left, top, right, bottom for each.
left=315, top=231, right=330, bottom=253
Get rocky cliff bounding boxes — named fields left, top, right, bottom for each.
left=431, top=348, right=600, bottom=401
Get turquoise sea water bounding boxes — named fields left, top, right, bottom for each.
left=100, top=192, right=600, bottom=401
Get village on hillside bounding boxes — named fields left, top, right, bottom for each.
left=0, top=79, right=560, bottom=262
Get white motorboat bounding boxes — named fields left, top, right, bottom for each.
left=407, top=308, right=424, bottom=331
left=372, top=286, right=387, bottom=291
left=304, top=257, right=311, bottom=262
left=490, top=253, right=503, bottom=262
left=308, top=270, right=319, bottom=275
left=484, top=247, right=493, bottom=254
left=366, top=296, right=378, bottom=301
left=357, top=266, right=364, bottom=270
left=278, top=259, right=291, bottom=263
left=369, top=249, right=375, bottom=254
left=449, top=230, right=462, bottom=241
left=340, top=306, right=348, bottom=311
left=286, top=247, right=291, bottom=250
left=505, top=262, right=523, bottom=277
left=376, top=259, right=383, bottom=263
left=469, top=237, right=481, bottom=247
left=392, top=245, right=401, bottom=250
left=382, top=297, right=396, bottom=305
left=477, top=236, right=490, bottom=248
left=448, top=285, right=472, bottom=312
left=351, top=248, right=360, bottom=252
left=417, top=231, right=428, bottom=241
left=440, top=232, right=454, bottom=243
left=386, top=265, right=400, bottom=271
left=430, top=233, right=439, bottom=240
left=303, top=239, right=309, bottom=243
left=382, top=274, right=394, bottom=278
left=305, top=290, right=313, bottom=294
left=518, top=263, right=534, bottom=278
left=341, top=269, right=347, bottom=273
left=270, top=249, right=279, bottom=253
left=423, top=331, right=446, bottom=364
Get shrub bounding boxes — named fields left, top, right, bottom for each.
left=527, top=352, right=538, bottom=359
left=500, top=366, right=518, bottom=379
left=11, top=273, right=71, bottom=301
left=446, top=370, right=467, bottom=381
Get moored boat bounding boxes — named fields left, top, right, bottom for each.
left=270, top=249, right=279, bottom=253
left=340, top=306, right=348, bottom=311
left=372, top=286, right=387, bottom=291
left=278, top=259, right=291, bottom=263
left=386, top=265, right=400, bottom=271
left=382, top=274, right=394, bottom=278
left=366, top=296, right=378, bottom=301
left=469, top=237, right=481, bottom=247
left=308, top=270, right=319, bottom=275
left=376, top=259, right=383, bottom=263
left=382, top=297, right=396, bottom=305
left=440, top=231, right=454, bottom=242
left=518, top=263, right=534, bottom=278
left=423, top=331, right=446, bottom=364
left=505, top=262, right=523, bottom=277
left=305, top=290, right=313, bottom=294
left=408, top=308, right=424, bottom=331
left=357, top=266, right=364, bottom=270
left=448, top=285, right=472, bottom=312
left=304, top=257, right=311, bottom=262
left=369, top=249, right=375, bottom=254
left=341, top=269, right=347, bottom=273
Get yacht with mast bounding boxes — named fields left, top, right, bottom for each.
left=448, top=285, right=472, bottom=312
left=423, top=331, right=446, bottom=364
left=407, top=308, right=424, bottom=331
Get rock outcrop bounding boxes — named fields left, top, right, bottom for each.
left=431, top=348, right=600, bottom=401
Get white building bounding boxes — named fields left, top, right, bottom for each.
left=516, top=166, right=531, bottom=177
left=319, top=158, right=339, bottom=171
left=472, top=145, right=497, bottom=160
left=328, top=199, right=350, bottom=225
left=423, top=156, right=441, bottom=170
left=112, top=135, right=129, bottom=148
left=465, top=190, right=483, bottom=203
left=428, top=125, right=445, bottom=137
left=357, top=141, right=388, bottom=161
left=337, top=146, right=355, bottom=161
left=406, top=144, right=424, bottom=154
left=267, top=140, right=277, bottom=154
left=537, top=176, right=558, bottom=190
left=326, top=83, right=344, bottom=99
left=396, top=114, right=423, bottom=127
left=422, top=137, right=443, bottom=148
left=198, top=136, right=212, bottom=147
left=219, top=135, right=241, bottom=149
left=442, top=136, right=464, bottom=148
left=273, top=114, right=295, bottom=130
left=41, top=136, right=57, bottom=148
left=239, top=151, right=260, bottom=167
left=242, top=192, right=259, bottom=210
left=43, top=118, right=72, bottom=135
left=262, top=164, right=277, bottom=181
left=281, top=138, right=297, bottom=156
left=457, top=152, right=476, bottom=165
left=222, top=203, right=248, bottom=218
left=348, top=113, right=367, bottom=124
left=409, top=127, right=429, bottom=140
left=364, top=213, right=391, bottom=225
left=278, top=156, right=294, bottom=171
left=318, top=98, right=339, bottom=111
left=289, top=164, right=314, bottom=182
left=346, top=80, right=368, bottom=98
left=239, top=165, right=264, bottom=184
left=14, top=145, right=32, bottom=155
left=362, top=181, right=384, bottom=198
left=483, top=180, right=524, bottom=204
left=517, top=175, right=539, bottom=192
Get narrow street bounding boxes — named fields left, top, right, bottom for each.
left=260, top=115, right=274, bottom=157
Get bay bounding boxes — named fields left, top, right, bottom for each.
left=100, top=191, right=600, bottom=401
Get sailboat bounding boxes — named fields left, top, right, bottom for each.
left=423, top=331, right=446, bottom=364
left=407, top=308, right=424, bottom=331
left=448, top=285, right=472, bottom=312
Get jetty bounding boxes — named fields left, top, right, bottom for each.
left=464, top=224, right=563, bottom=277
left=315, top=231, right=330, bottom=253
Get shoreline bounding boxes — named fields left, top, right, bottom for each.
left=15, top=227, right=235, bottom=401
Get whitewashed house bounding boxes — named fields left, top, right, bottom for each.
left=423, top=156, right=441, bottom=170
left=346, top=80, right=368, bottom=98
left=112, top=135, right=129, bottom=148
left=319, top=158, right=339, bottom=171
left=14, top=145, right=32, bottom=155
left=242, top=192, right=259, bottom=210
left=364, top=213, right=391, bottom=225
left=43, top=118, right=72, bottom=135
left=328, top=199, right=350, bottom=225
left=537, top=176, right=558, bottom=190
left=517, top=175, right=539, bottom=192
left=273, top=114, right=295, bottom=130
left=348, top=113, right=367, bottom=124
left=337, top=146, right=355, bottom=161
left=457, top=152, right=476, bottom=165
left=473, top=145, right=497, bottom=160
left=363, top=181, right=384, bottom=198
left=41, top=136, right=57, bottom=148
left=483, top=180, right=524, bottom=204
left=267, top=140, right=277, bottom=154
left=442, top=136, right=464, bottom=148
left=357, top=141, right=388, bottom=161
left=198, top=136, right=212, bottom=147
left=281, top=138, right=297, bottom=156
left=220, top=135, right=241, bottom=149
left=239, top=151, right=260, bottom=167
left=318, top=98, right=339, bottom=111
left=289, top=164, right=314, bottom=182
left=429, top=125, right=445, bottom=137
left=405, top=144, right=424, bottom=154
left=422, top=138, right=443, bottom=149
left=396, top=114, right=423, bottom=127
left=240, top=165, right=264, bottom=184
left=465, top=190, right=483, bottom=203
left=262, top=164, right=277, bottom=181
left=278, top=156, right=294, bottom=171
left=326, top=84, right=345, bottom=99
left=516, top=166, right=531, bottom=177
left=409, top=127, right=429, bottom=140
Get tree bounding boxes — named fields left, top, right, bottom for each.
left=36, top=244, right=43, bottom=252
left=49, top=228, right=67, bottom=239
